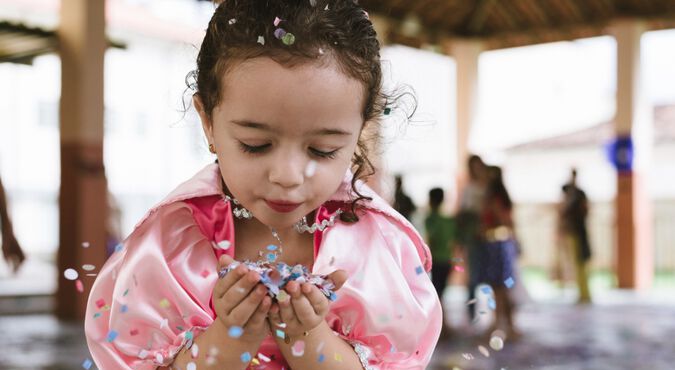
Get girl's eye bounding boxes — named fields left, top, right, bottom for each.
left=310, top=147, right=339, bottom=159
left=238, top=142, right=270, bottom=154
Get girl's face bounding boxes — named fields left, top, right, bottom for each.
left=196, top=57, right=364, bottom=230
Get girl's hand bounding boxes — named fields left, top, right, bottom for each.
left=213, top=255, right=272, bottom=344
left=268, top=269, right=347, bottom=338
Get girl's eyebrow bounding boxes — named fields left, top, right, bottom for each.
left=231, top=119, right=353, bottom=136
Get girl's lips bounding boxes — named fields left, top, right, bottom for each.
left=265, top=200, right=301, bottom=213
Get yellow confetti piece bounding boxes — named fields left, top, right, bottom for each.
left=251, top=358, right=260, bottom=365
left=277, top=290, right=290, bottom=303
left=334, top=352, right=342, bottom=362
left=159, top=298, right=170, bottom=309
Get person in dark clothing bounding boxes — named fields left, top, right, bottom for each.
left=393, top=175, right=417, bottom=221
left=0, top=175, right=25, bottom=273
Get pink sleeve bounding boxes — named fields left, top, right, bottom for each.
left=84, top=201, right=223, bottom=369
left=315, top=212, right=442, bottom=369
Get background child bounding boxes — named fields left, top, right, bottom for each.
left=85, top=1, right=441, bottom=369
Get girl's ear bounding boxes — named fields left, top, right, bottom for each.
left=193, top=94, right=214, bottom=144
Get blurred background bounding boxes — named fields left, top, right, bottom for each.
left=0, top=0, right=674, bottom=369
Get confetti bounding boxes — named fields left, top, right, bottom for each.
left=415, top=266, right=424, bottom=275
left=228, top=18, right=236, bottom=25
left=277, top=290, right=290, bottom=302
left=95, top=299, right=106, bottom=309
left=504, top=277, right=515, bottom=288
left=274, top=17, right=282, bottom=26
left=106, top=330, right=118, bottom=342
left=304, top=160, right=317, bottom=177
left=76, top=280, right=84, bottom=293
left=274, top=28, right=287, bottom=40
left=138, top=349, right=149, bottom=359
left=454, top=265, right=465, bottom=272
left=130, top=328, right=139, bottom=336
left=480, top=286, right=492, bottom=295
left=82, top=242, right=90, bottom=248
left=383, top=107, right=391, bottom=115
left=229, top=326, right=244, bottom=338
left=201, top=269, right=210, bottom=278
left=186, top=331, right=194, bottom=341
left=82, top=264, right=96, bottom=271
left=120, top=305, right=128, bottom=313
left=334, top=352, right=343, bottom=362
left=488, top=297, right=496, bottom=310
left=291, top=340, right=305, bottom=356
left=215, top=240, right=231, bottom=250
left=276, top=329, right=285, bottom=339
left=114, top=243, right=123, bottom=253
left=489, top=336, right=504, bottom=351
left=156, top=353, right=164, bottom=363
left=257, top=35, right=265, bottom=45
left=281, top=33, right=296, bottom=46
left=461, top=353, right=474, bottom=360
left=318, top=353, right=325, bottom=362
left=267, top=244, right=278, bottom=251
left=309, top=0, right=317, bottom=6
left=160, top=318, right=168, bottom=329
left=159, top=298, right=171, bottom=309
left=240, top=351, right=252, bottom=363
left=258, top=353, right=271, bottom=362
left=82, top=358, right=93, bottom=369
left=93, top=313, right=101, bottom=319
left=478, top=345, right=490, bottom=357
left=317, top=341, right=325, bottom=353
left=64, top=268, right=79, bottom=281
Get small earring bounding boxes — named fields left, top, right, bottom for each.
left=209, top=144, right=216, bottom=154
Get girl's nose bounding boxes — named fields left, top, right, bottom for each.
left=268, top=151, right=305, bottom=188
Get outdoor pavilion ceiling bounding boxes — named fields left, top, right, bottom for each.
left=358, top=0, right=675, bottom=50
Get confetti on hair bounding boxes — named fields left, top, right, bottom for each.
left=257, top=35, right=265, bottom=45
left=229, top=326, right=244, bottom=338
left=76, top=280, right=84, bottom=293
left=228, top=18, right=236, bottom=25
left=309, top=0, right=317, bottom=6
left=64, top=268, right=79, bottom=281
left=241, top=351, right=252, bottom=363
left=274, top=28, right=287, bottom=40
left=383, top=107, right=392, bottom=115
left=363, top=10, right=369, bottom=19
left=291, top=340, right=305, bottom=356
left=106, top=330, right=118, bottom=342
left=274, top=17, right=282, bottom=27
left=324, top=4, right=329, bottom=10
left=478, top=345, right=490, bottom=357
left=504, top=276, right=515, bottom=288
left=82, top=358, right=93, bottom=369
left=282, top=32, right=296, bottom=46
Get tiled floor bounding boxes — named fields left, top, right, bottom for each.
left=1, top=291, right=674, bottom=370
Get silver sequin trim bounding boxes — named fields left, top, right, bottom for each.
left=294, top=209, right=343, bottom=233
left=350, top=341, right=376, bottom=370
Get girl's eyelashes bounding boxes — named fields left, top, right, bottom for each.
left=237, top=141, right=339, bottom=159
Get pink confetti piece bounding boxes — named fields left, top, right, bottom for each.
left=130, top=328, right=139, bottom=336
left=201, top=269, right=210, bottom=278
left=95, top=298, right=106, bottom=309
left=274, top=17, right=282, bottom=26
left=454, top=265, right=465, bottom=272
left=75, top=280, right=84, bottom=293
left=291, top=340, right=305, bottom=356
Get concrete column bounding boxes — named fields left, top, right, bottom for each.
left=57, top=0, right=108, bottom=320
left=611, top=20, right=653, bottom=289
left=445, top=39, right=483, bottom=204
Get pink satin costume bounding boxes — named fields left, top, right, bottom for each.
left=85, top=163, right=442, bottom=369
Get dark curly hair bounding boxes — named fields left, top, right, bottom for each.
left=189, top=0, right=393, bottom=221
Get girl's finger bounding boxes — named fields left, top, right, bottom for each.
left=278, top=295, right=298, bottom=326
left=303, top=283, right=329, bottom=316
left=290, top=289, right=317, bottom=326
left=326, top=269, right=348, bottom=291
left=213, top=262, right=247, bottom=298
left=245, top=296, right=271, bottom=330
left=219, top=270, right=261, bottom=315
left=228, top=284, right=266, bottom=325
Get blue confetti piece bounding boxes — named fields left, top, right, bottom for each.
left=276, top=329, right=285, bottom=339
left=114, top=243, right=123, bottom=253
left=228, top=326, right=244, bottom=338
left=504, top=277, right=515, bottom=288
left=93, top=313, right=101, bottom=319
left=106, top=330, right=118, bottom=342
left=120, top=305, right=128, bottom=313
left=267, top=253, right=277, bottom=262
left=240, top=351, right=252, bottom=363
left=267, top=244, right=278, bottom=251
left=415, top=266, right=424, bottom=275
left=488, top=297, right=496, bottom=310
left=480, top=286, right=492, bottom=295
left=318, top=353, right=325, bottom=363
left=82, top=358, right=93, bottom=369
left=185, top=331, right=194, bottom=341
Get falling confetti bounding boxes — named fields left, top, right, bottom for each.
left=240, top=351, right=252, bottom=363
left=291, top=340, right=305, bottom=356
left=75, top=280, right=84, bottom=293
left=82, top=358, right=93, bottom=369
left=304, top=160, right=317, bottom=177
left=229, top=326, right=244, bottom=338
left=478, top=345, right=490, bottom=357
left=504, top=277, right=515, bottom=288
left=82, top=264, right=96, bottom=271
left=228, top=18, right=236, bottom=25
left=489, top=336, right=504, bottom=351
left=82, top=242, right=90, bottom=248
left=454, top=265, right=465, bottom=272
left=64, top=268, right=79, bottom=281
left=160, top=318, right=168, bottom=329
left=273, top=17, right=282, bottom=26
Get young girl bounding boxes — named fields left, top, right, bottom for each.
left=85, top=1, right=441, bottom=369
